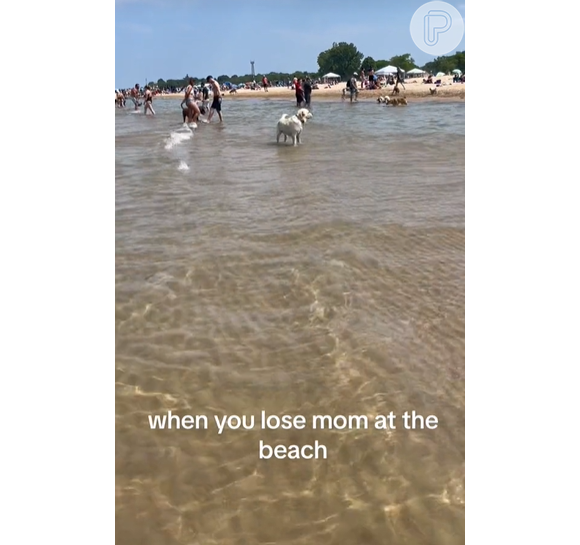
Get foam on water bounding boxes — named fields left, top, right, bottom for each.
left=164, top=128, right=193, bottom=150
left=177, top=160, right=189, bottom=171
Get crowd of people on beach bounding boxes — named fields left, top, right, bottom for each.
left=115, top=74, right=319, bottom=121
left=115, top=69, right=464, bottom=122
left=115, top=76, right=224, bottom=122
left=115, top=84, right=158, bottom=113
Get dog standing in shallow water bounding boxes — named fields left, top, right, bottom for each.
left=276, top=108, right=313, bottom=146
left=182, top=103, right=207, bottom=124
left=378, top=96, right=407, bottom=106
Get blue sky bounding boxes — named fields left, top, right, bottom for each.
left=115, top=0, right=465, bottom=89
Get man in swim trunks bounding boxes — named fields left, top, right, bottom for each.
left=303, top=78, right=312, bottom=108
left=205, top=76, right=223, bottom=123
left=182, top=77, right=201, bottom=124
left=130, top=83, right=141, bottom=110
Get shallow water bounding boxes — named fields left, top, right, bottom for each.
left=116, top=97, right=465, bottom=545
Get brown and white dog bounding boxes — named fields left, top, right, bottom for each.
left=276, top=108, right=313, bottom=145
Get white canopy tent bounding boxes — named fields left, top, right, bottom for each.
left=375, top=65, right=399, bottom=75
left=322, top=72, right=341, bottom=79
left=407, top=68, right=425, bottom=75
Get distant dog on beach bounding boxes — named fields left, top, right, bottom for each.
left=429, top=87, right=437, bottom=95
left=276, top=108, right=313, bottom=146
left=229, top=88, right=237, bottom=94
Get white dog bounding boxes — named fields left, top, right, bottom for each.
left=276, top=108, right=313, bottom=146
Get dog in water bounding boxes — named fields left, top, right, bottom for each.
left=276, top=108, right=313, bottom=145
left=386, top=97, right=408, bottom=106
left=182, top=103, right=207, bottom=123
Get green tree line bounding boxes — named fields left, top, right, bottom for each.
left=150, top=44, right=465, bottom=89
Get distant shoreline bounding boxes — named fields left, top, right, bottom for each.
left=150, top=79, right=465, bottom=103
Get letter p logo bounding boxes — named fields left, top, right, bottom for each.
left=424, top=10, right=452, bottom=45
left=410, top=2, right=464, bottom=56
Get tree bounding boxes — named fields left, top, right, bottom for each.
left=217, top=75, right=230, bottom=83
left=422, top=51, right=465, bottom=75
left=360, top=56, right=377, bottom=71
left=317, top=42, right=364, bottom=78
left=388, top=54, right=416, bottom=72
left=157, top=78, right=166, bottom=88
left=453, top=51, right=465, bottom=73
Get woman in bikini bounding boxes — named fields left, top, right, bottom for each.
left=182, top=78, right=201, bottom=125
left=143, top=86, right=155, bottom=115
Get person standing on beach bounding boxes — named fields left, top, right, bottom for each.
left=143, top=86, right=155, bottom=115
left=130, top=83, right=141, bottom=110
left=205, top=76, right=223, bottom=123
left=303, top=78, right=312, bottom=108
left=393, top=67, right=406, bottom=94
left=182, top=78, right=201, bottom=124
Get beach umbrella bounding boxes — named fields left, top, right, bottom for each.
left=375, top=65, right=399, bottom=75
left=436, top=72, right=446, bottom=77
left=452, top=69, right=462, bottom=74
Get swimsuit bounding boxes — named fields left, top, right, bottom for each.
left=185, top=87, right=195, bottom=105
left=211, top=96, right=222, bottom=111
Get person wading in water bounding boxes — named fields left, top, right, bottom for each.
left=182, top=78, right=201, bottom=125
left=205, top=76, right=223, bottom=123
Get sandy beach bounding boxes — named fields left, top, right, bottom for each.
left=153, top=77, right=465, bottom=102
